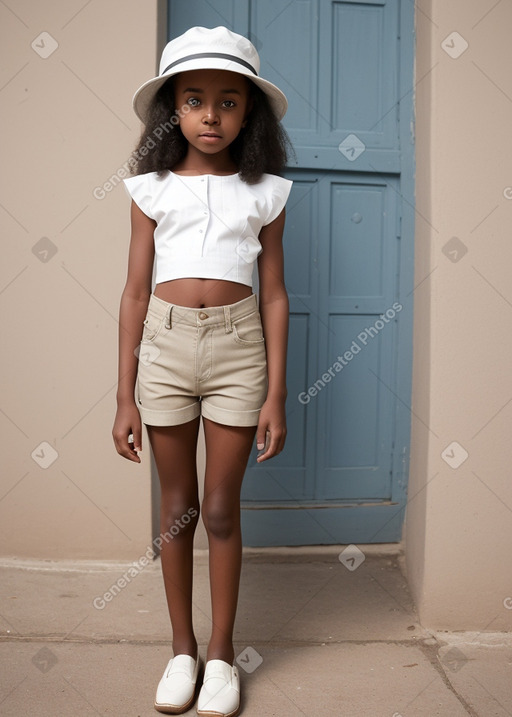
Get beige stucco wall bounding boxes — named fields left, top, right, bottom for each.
left=406, top=0, right=512, bottom=630
left=1, top=0, right=511, bottom=630
left=0, top=0, right=162, bottom=559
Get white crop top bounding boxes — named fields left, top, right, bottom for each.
left=123, top=171, right=293, bottom=288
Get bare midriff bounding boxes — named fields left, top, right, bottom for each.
left=153, top=278, right=253, bottom=309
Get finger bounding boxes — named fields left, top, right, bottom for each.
left=128, top=431, right=142, bottom=454
left=124, top=442, right=141, bottom=462
left=114, top=435, right=141, bottom=463
left=256, top=424, right=267, bottom=451
left=267, top=430, right=281, bottom=459
left=127, top=434, right=142, bottom=463
left=256, top=429, right=273, bottom=462
left=133, top=427, right=142, bottom=453
left=258, top=426, right=287, bottom=462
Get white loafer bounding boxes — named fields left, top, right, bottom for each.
left=155, top=654, right=201, bottom=714
left=197, top=659, right=240, bottom=717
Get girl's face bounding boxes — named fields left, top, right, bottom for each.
left=173, top=69, right=252, bottom=159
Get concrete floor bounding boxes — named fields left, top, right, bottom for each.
left=0, top=547, right=510, bottom=716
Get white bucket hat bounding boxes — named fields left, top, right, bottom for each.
left=132, top=26, right=288, bottom=123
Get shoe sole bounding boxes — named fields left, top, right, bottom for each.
left=154, top=690, right=196, bottom=714
left=196, top=706, right=240, bottom=717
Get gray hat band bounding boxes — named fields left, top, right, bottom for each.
left=162, top=52, right=257, bottom=77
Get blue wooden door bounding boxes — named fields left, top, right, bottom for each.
left=168, top=0, right=415, bottom=545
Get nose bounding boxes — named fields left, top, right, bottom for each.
left=202, top=105, right=219, bottom=125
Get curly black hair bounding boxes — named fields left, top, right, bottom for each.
left=128, top=76, right=294, bottom=183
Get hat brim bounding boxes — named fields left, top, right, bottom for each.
left=132, top=57, right=288, bottom=124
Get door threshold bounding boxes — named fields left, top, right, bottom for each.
left=241, top=500, right=400, bottom=510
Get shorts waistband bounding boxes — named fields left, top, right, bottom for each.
left=146, top=292, right=259, bottom=331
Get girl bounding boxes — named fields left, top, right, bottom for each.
left=112, top=26, right=293, bottom=717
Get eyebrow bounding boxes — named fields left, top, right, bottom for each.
left=182, top=87, right=242, bottom=95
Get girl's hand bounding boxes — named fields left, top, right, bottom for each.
left=112, top=402, right=143, bottom=463
left=256, top=396, right=287, bottom=462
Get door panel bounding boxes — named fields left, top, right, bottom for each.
left=328, top=1, right=399, bottom=147
left=252, top=0, right=320, bottom=134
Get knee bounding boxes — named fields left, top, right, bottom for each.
left=201, top=497, right=239, bottom=541
left=160, top=500, right=200, bottom=539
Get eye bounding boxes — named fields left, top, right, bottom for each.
left=186, top=97, right=200, bottom=107
left=222, top=100, right=236, bottom=109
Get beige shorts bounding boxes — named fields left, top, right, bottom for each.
left=135, top=293, right=268, bottom=427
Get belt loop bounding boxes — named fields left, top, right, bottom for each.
left=224, top=305, right=232, bottom=333
left=165, top=305, right=173, bottom=330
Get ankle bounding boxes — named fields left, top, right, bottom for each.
left=206, top=644, right=234, bottom=665
left=172, top=640, right=198, bottom=660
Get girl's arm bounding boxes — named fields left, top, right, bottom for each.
left=112, top=200, right=156, bottom=462
left=256, top=208, right=289, bottom=462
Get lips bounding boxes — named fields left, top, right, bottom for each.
left=200, top=133, right=222, bottom=138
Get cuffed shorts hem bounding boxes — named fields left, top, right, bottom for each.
left=139, top=402, right=201, bottom=427
left=139, top=401, right=262, bottom=428
left=201, top=400, right=261, bottom=427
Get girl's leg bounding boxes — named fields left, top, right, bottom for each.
left=147, top=417, right=202, bottom=659
left=201, top=416, right=257, bottom=664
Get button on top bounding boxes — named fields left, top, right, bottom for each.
left=198, top=311, right=209, bottom=320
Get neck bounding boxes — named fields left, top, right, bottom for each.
left=174, top=146, right=238, bottom=175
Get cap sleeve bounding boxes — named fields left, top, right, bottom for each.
left=123, top=173, right=154, bottom=219
left=264, top=175, right=293, bottom=225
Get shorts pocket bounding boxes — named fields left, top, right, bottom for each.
left=141, top=312, right=164, bottom=343
left=232, top=312, right=265, bottom=345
